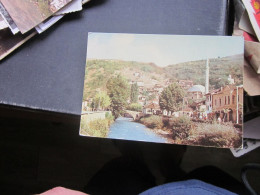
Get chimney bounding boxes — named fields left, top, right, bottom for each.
left=205, top=58, right=209, bottom=94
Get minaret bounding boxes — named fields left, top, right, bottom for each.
left=205, top=58, right=209, bottom=94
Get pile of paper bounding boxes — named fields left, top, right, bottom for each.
left=233, top=0, right=260, bottom=96
left=0, top=0, right=90, bottom=60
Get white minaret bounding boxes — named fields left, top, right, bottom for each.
left=205, top=58, right=209, bottom=94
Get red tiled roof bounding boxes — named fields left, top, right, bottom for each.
left=144, top=103, right=160, bottom=109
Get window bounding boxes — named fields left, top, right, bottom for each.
left=225, top=96, right=226, bottom=105
left=215, top=99, right=217, bottom=106
left=238, top=95, right=240, bottom=102
left=219, top=98, right=221, bottom=106
left=228, top=96, right=230, bottom=105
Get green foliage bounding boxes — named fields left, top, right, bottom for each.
left=80, top=119, right=110, bottom=138
left=172, top=116, right=192, bottom=139
left=147, top=93, right=156, bottom=101
left=140, top=115, right=164, bottom=129
left=187, top=122, right=241, bottom=148
left=165, top=56, right=243, bottom=89
left=106, top=75, right=130, bottom=118
left=127, top=103, right=142, bottom=112
left=105, top=112, right=115, bottom=126
left=159, top=83, right=184, bottom=113
left=93, top=91, right=111, bottom=110
left=130, top=83, right=139, bottom=103
left=84, top=59, right=163, bottom=99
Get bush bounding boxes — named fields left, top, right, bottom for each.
left=127, top=103, right=143, bottom=112
left=187, top=122, right=241, bottom=148
left=80, top=119, right=110, bottom=138
left=105, top=112, right=114, bottom=126
left=172, top=116, right=192, bottom=139
left=140, top=115, right=164, bottom=129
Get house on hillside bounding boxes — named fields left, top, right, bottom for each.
left=178, top=80, right=194, bottom=90
left=143, top=103, right=161, bottom=115
left=153, top=84, right=164, bottom=93
left=82, top=98, right=93, bottom=112
left=187, top=85, right=205, bottom=100
left=227, top=75, right=235, bottom=84
left=212, top=85, right=243, bottom=123
left=133, top=72, right=140, bottom=77
left=181, top=106, right=194, bottom=117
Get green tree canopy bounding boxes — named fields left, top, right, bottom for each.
left=106, top=75, right=130, bottom=118
left=127, top=103, right=142, bottom=112
left=130, top=82, right=139, bottom=103
left=159, top=83, right=184, bottom=114
left=93, top=91, right=111, bottom=110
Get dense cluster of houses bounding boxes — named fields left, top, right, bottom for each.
left=82, top=70, right=243, bottom=124
left=132, top=72, right=243, bottom=124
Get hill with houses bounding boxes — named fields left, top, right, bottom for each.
left=164, top=54, right=243, bottom=90
left=83, top=55, right=243, bottom=101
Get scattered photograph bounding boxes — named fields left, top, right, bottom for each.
left=80, top=33, right=244, bottom=148
left=0, top=0, right=72, bottom=33
left=0, top=15, right=7, bottom=30
left=0, top=28, right=36, bottom=60
left=0, top=2, right=19, bottom=34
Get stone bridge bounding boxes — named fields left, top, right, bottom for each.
left=124, top=110, right=144, bottom=120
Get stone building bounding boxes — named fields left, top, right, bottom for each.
left=212, top=85, right=243, bottom=123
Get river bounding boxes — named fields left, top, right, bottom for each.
left=108, top=117, right=167, bottom=143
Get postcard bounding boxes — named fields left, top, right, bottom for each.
left=0, top=0, right=72, bottom=34
left=35, top=15, right=63, bottom=34
left=0, top=2, right=19, bottom=34
left=242, top=0, right=260, bottom=41
left=0, top=15, right=7, bottom=30
left=80, top=33, right=244, bottom=148
left=55, top=0, right=82, bottom=15
left=0, top=28, right=36, bottom=61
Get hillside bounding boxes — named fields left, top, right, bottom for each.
left=164, top=54, right=243, bottom=89
left=83, top=59, right=166, bottom=100
left=83, top=55, right=243, bottom=100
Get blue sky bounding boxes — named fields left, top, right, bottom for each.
left=87, top=33, right=244, bottom=67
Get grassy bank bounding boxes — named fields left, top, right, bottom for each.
left=80, top=112, right=114, bottom=138
left=184, top=122, right=241, bottom=148
left=138, top=115, right=241, bottom=148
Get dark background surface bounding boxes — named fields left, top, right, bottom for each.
left=0, top=0, right=260, bottom=194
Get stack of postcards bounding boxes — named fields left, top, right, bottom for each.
left=0, top=0, right=90, bottom=60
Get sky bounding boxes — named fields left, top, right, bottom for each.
left=87, top=33, right=244, bottom=67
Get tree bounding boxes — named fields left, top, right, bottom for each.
left=147, top=93, right=156, bottom=101
left=106, top=75, right=130, bottom=118
left=130, top=82, right=139, bottom=103
left=127, top=103, right=142, bottom=112
left=159, top=83, right=184, bottom=115
left=93, top=91, right=111, bottom=110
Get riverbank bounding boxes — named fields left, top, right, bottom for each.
left=137, top=115, right=242, bottom=148
left=145, top=127, right=174, bottom=144
left=108, top=117, right=168, bottom=143
left=80, top=112, right=114, bottom=137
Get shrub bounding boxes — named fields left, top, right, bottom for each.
left=80, top=119, right=110, bottom=138
left=105, top=112, right=114, bottom=126
left=140, top=115, right=164, bottom=129
left=188, top=122, right=241, bottom=148
left=127, top=103, right=143, bottom=112
left=172, top=116, right=192, bottom=139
